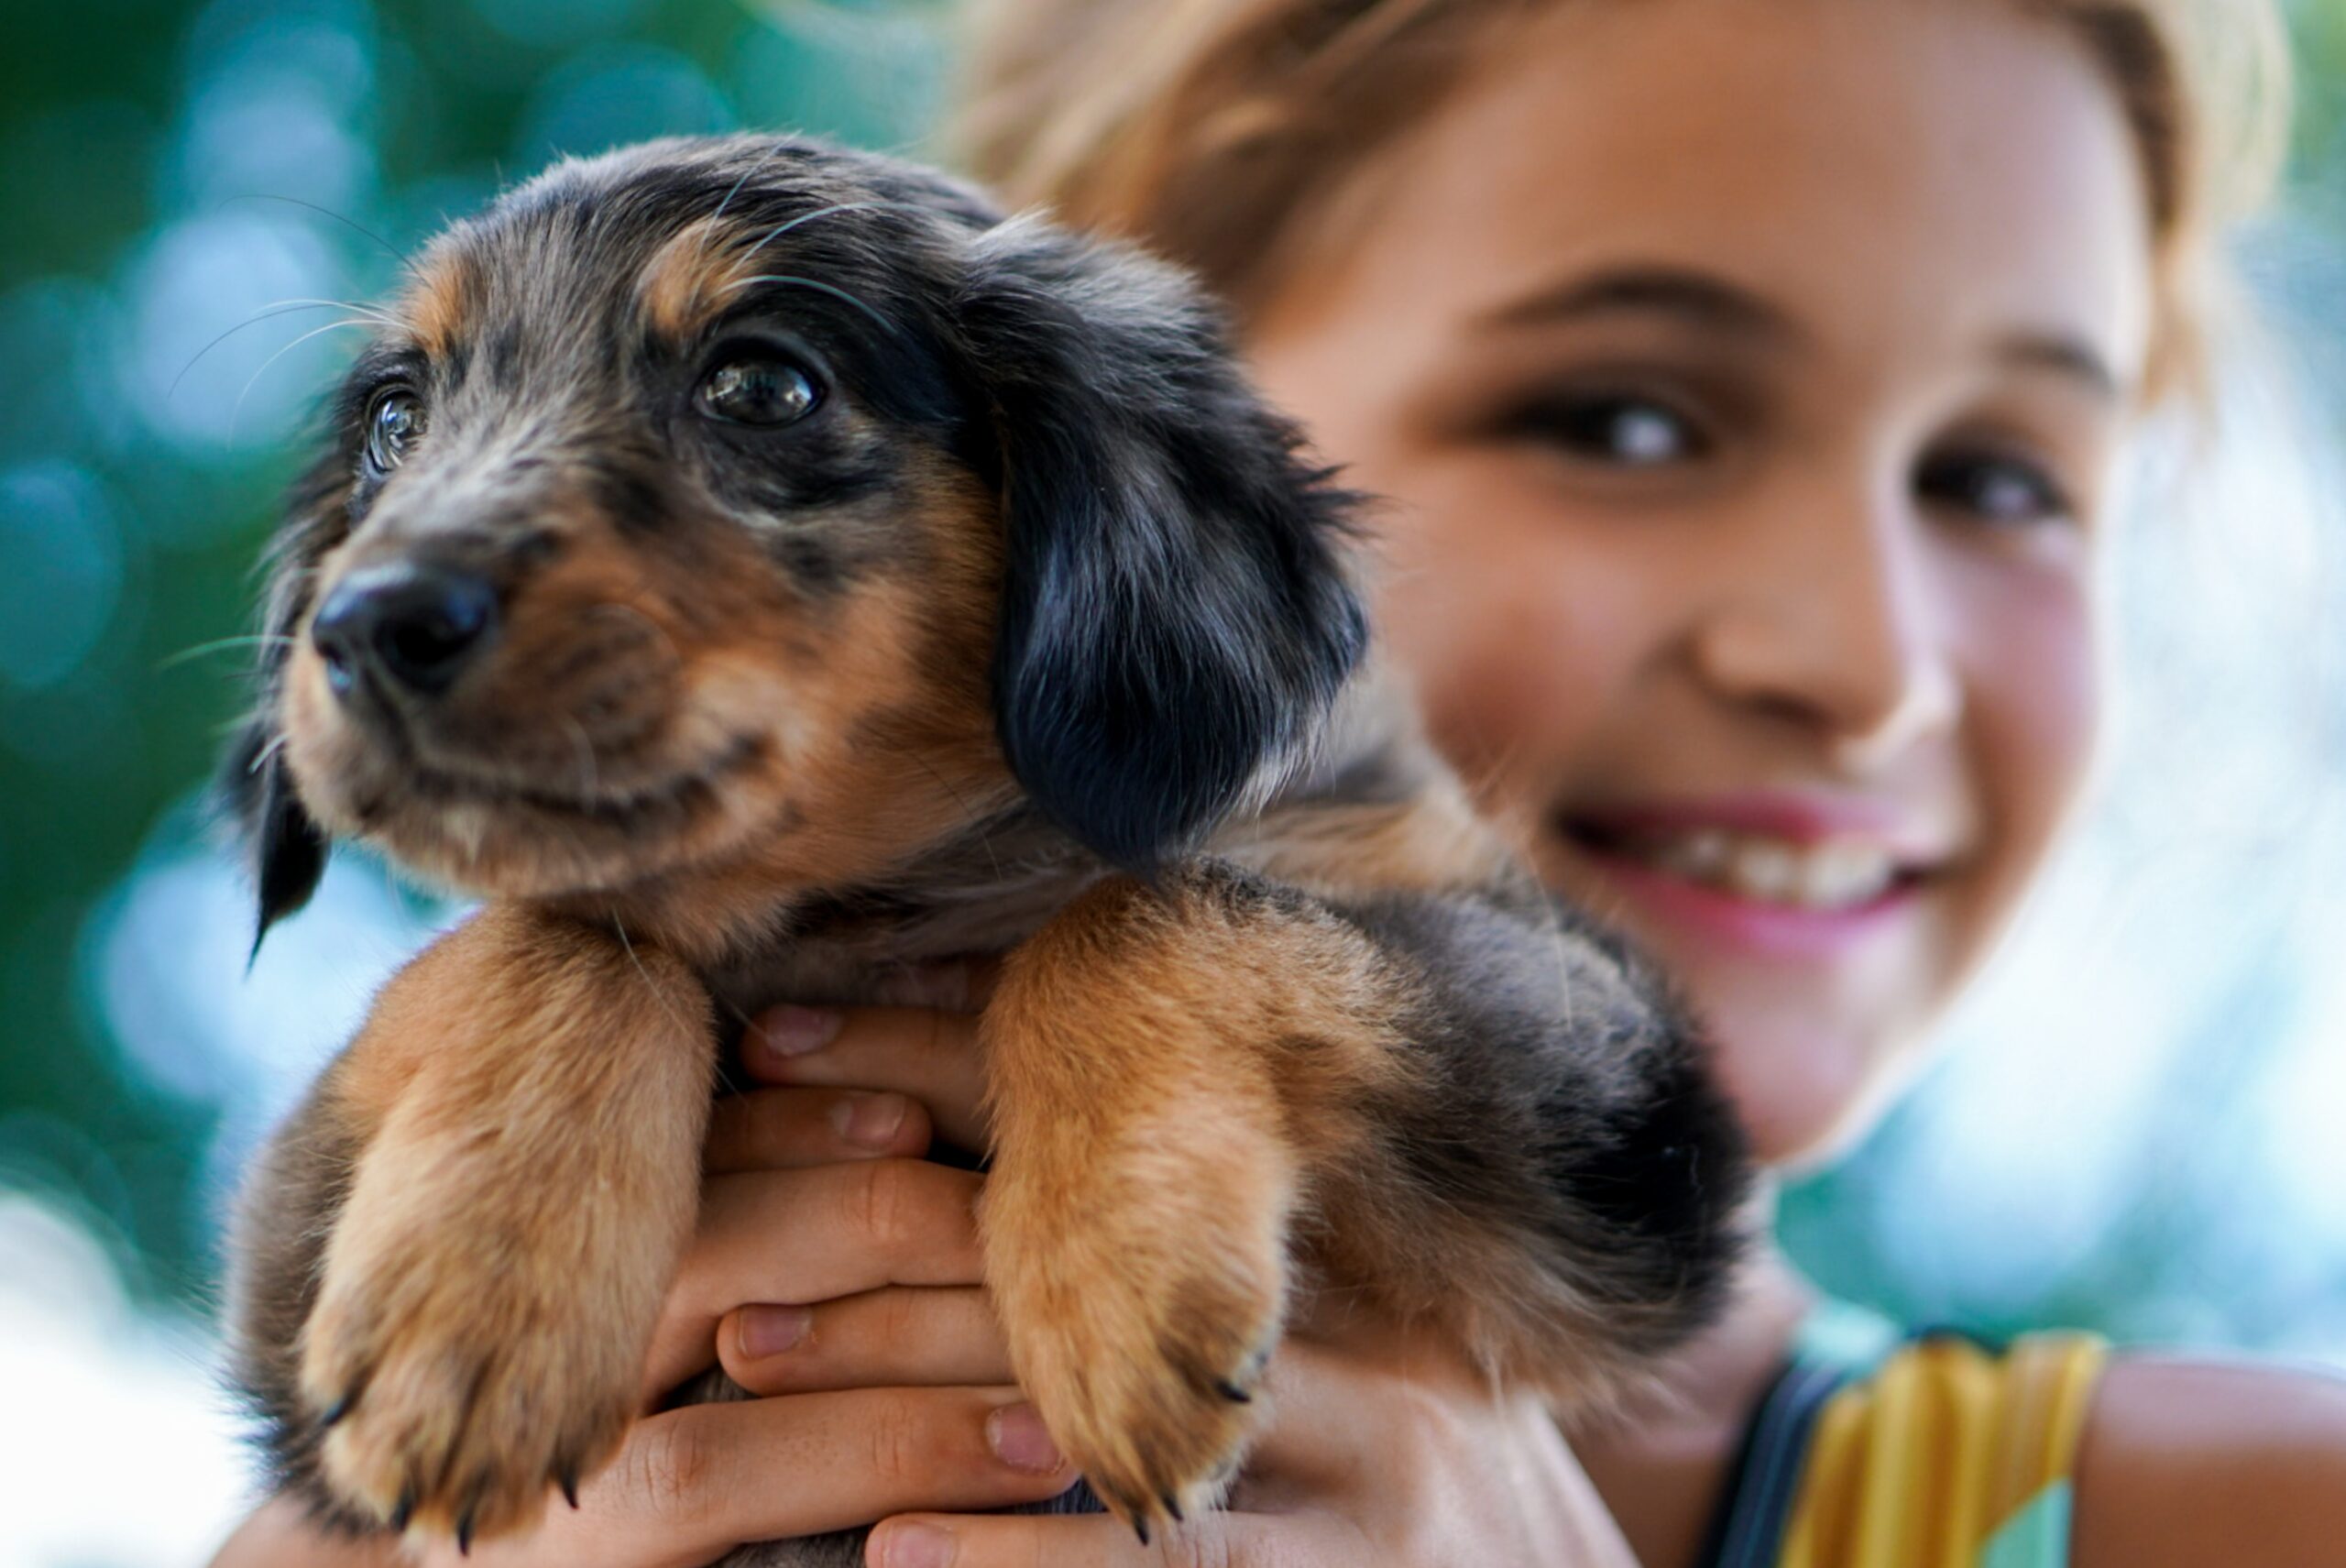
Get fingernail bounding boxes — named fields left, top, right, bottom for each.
left=881, top=1520, right=956, bottom=1568
left=831, top=1091, right=909, bottom=1150
left=985, top=1402, right=1064, bottom=1475
left=738, top=1303, right=812, bottom=1359
left=754, top=1005, right=841, bottom=1059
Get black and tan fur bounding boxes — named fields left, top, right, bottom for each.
left=223, top=135, right=1750, bottom=1563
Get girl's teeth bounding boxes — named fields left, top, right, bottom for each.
left=1627, top=831, right=1899, bottom=909
left=1656, top=829, right=1731, bottom=879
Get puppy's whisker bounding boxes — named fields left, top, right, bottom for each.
left=230, top=320, right=373, bottom=438
left=246, top=731, right=289, bottom=775
left=158, top=632, right=300, bottom=672
left=170, top=302, right=387, bottom=402
left=686, top=144, right=798, bottom=316
left=610, top=912, right=751, bottom=1036
left=244, top=297, right=397, bottom=334
left=562, top=715, right=600, bottom=805
left=888, top=740, right=1008, bottom=882
left=709, top=148, right=785, bottom=233
left=581, top=597, right=684, bottom=674
left=717, top=274, right=899, bottom=337
left=224, top=192, right=406, bottom=265
left=731, top=200, right=940, bottom=266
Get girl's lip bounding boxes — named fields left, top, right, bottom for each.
left=1551, top=791, right=1952, bottom=962
left=1564, top=791, right=1953, bottom=862
left=1563, top=836, right=1924, bottom=962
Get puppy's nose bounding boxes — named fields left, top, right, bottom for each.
left=312, top=564, right=499, bottom=697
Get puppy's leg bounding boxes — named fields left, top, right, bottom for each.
left=980, top=856, right=1749, bottom=1538
left=244, top=903, right=715, bottom=1544
left=978, top=866, right=1420, bottom=1533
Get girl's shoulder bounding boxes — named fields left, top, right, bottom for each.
left=2072, top=1353, right=2346, bottom=1568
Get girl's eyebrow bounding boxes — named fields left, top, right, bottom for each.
left=1475, top=263, right=1805, bottom=348
left=1992, top=329, right=2121, bottom=401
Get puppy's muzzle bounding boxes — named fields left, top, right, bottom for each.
left=312, top=562, right=499, bottom=700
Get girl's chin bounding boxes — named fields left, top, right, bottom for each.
left=1706, top=1012, right=1895, bottom=1168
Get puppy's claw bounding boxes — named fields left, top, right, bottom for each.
left=1214, top=1378, right=1252, bottom=1404
left=1162, top=1491, right=1185, bottom=1523
left=317, top=1390, right=357, bottom=1431
left=389, top=1489, right=414, bottom=1533
left=456, top=1508, right=476, bottom=1556
left=559, top=1465, right=581, bottom=1509
left=1134, top=1514, right=1152, bottom=1548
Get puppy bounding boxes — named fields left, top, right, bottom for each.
left=223, top=135, right=1749, bottom=1563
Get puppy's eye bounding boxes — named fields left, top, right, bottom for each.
left=364, top=388, right=427, bottom=474
left=697, top=355, right=822, bottom=427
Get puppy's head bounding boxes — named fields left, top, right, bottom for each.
left=225, top=136, right=1365, bottom=938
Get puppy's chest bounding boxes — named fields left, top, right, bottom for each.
left=695, top=716, right=1439, bottom=1021
left=701, top=817, right=1108, bottom=1018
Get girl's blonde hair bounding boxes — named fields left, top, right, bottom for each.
left=952, top=0, right=2292, bottom=403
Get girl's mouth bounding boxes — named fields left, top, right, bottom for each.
left=1552, top=806, right=1946, bottom=960
left=1562, top=819, right=1921, bottom=912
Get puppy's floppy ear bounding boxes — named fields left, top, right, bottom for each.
left=953, top=218, right=1367, bottom=869
left=216, top=449, right=348, bottom=956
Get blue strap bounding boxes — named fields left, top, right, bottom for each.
left=1693, top=1355, right=1854, bottom=1568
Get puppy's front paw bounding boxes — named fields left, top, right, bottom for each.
left=300, top=1189, right=652, bottom=1546
left=985, top=1143, right=1289, bottom=1541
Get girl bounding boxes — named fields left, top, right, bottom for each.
left=215, top=0, right=2346, bottom=1563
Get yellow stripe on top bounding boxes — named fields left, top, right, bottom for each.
left=1776, top=1333, right=2109, bottom=1568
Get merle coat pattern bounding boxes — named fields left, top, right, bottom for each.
left=222, top=135, right=1750, bottom=1565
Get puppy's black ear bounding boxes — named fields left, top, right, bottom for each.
left=216, top=450, right=348, bottom=956
left=217, top=715, right=327, bottom=960
left=954, top=219, right=1367, bottom=868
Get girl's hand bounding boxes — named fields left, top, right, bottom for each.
left=748, top=1003, right=1639, bottom=1568
left=861, top=1325, right=1639, bottom=1568
left=457, top=1001, right=1064, bottom=1567
left=216, top=995, right=1638, bottom=1568
left=213, top=998, right=1060, bottom=1568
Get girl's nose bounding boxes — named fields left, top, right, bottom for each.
left=1686, top=477, right=1959, bottom=764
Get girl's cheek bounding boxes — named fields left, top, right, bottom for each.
left=1376, top=488, right=1632, bottom=814
left=1956, top=554, right=2101, bottom=948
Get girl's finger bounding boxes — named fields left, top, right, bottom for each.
left=704, top=1087, right=934, bottom=1173
left=743, top=1006, right=991, bottom=1154
left=720, top=1286, right=1012, bottom=1396
left=416, top=1388, right=1076, bottom=1568
left=864, top=1506, right=1365, bottom=1568
left=641, top=1160, right=983, bottom=1398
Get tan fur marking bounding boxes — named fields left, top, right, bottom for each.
left=399, top=244, right=475, bottom=360
left=636, top=217, right=761, bottom=341
left=301, top=905, right=714, bottom=1541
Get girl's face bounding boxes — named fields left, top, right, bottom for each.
left=1248, top=0, right=2153, bottom=1163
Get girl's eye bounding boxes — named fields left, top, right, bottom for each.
left=696, top=354, right=823, bottom=427
left=1518, top=391, right=1710, bottom=468
left=364, top=387, right=426, bottom=473
left=1916, top=448, right=2075, bottom=528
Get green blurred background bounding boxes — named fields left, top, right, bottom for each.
left=4, top=1, right=2346, bottom=1561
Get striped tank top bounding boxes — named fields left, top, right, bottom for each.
left=1696, top=1305, right=2109, bottom=1568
